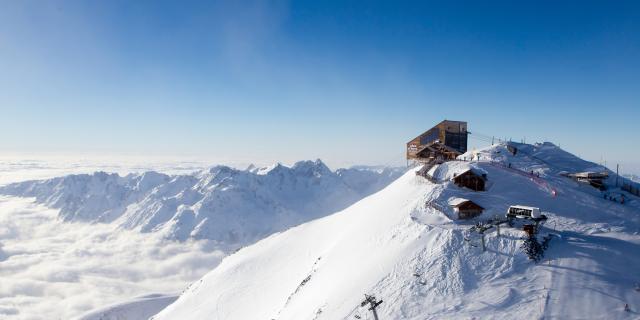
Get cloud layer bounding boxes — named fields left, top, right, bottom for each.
left=0, top=196, right=225, bottom=319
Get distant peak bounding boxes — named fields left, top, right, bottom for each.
left=256, top=163, right=286, bottom=175
left=207, top=165, right=237, bottom=175
left=293, top=159, right=329, bottom=170
left=291, top=159, right=333, bottom=177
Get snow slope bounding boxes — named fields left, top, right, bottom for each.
left=78, top=294, right=177, bottom=320
left=153, top=143, right=640, bottom=320
left=0, top=161, right=404, bottom=246
left=624, top=174, right=640, bottom=183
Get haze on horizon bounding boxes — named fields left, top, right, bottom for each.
left=1, top=1, right=638, bottom=173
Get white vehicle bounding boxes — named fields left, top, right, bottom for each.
left=506, top=205, right=541, bottom=219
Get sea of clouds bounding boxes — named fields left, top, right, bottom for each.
left=0, top=195, right=226, bottom=319
left=0, top=156, right=387, bottom=319
left=0, top=156, right=217, bottom=186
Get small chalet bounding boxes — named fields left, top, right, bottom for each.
left=448, top=198, right=484, bottom=220
left=414, top=142, right=462, bottom=163
left=453, top=169, right=487, bottom=191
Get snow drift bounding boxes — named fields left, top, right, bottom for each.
left=153, top=142, right=640, bottom=320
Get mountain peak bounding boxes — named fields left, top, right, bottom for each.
left=291, top=159, right=332, bottom=175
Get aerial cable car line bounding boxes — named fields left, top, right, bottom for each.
left=468, top=131, right=494, bottom=140
left=468, top=131, right=508, bottom=145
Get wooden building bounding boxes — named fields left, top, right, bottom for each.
left=453, top=169, right=487, bottom=191
left=407, top=120, right=468, bottom=162
left=448, top=198, right=484, bottom=220
left=413, top=141, right=462, bottom=164
left=565, top=171, right=608, bottom=190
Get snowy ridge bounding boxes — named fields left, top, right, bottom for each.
left=78, top=294, right=178, bottom=320
left=0, top=160, right=404, bottom=244
left=153, top=143, right=640, bottom=320
left=624, top=174, right=640, bottom=183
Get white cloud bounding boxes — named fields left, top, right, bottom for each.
left=0, top=156, right=220, bottom=186
left=0, top=196, right=225, bottom=319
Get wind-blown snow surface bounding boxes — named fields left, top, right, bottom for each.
left=0, top=160, right=404, bottom=245
left=154, top=143, right=640, bottom=320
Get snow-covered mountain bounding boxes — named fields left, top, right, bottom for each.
left=152, top=142, right=640, bottom=320
left=0, top=160, right=404, bottom=245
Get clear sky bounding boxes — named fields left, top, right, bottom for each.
left=1, top=1, right=638, bottom=172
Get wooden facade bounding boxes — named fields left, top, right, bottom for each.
left=407, top=120, right=468, bottom=162
left=415, top=142, right=461, bottom=162
left=449, top=199, right=484, bottom=220
left=453, top=170, right=486, bottom=191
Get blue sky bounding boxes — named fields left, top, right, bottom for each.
left=0, top=1, right=638, bottom=171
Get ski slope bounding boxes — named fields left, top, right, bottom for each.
left=153, top=143, right=640, bottom=319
